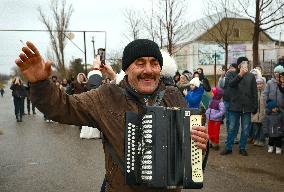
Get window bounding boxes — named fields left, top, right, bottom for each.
left=233, top=28, right=240, bottom=38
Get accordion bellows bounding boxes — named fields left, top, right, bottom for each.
left=124, top=106, right=204, bottom=189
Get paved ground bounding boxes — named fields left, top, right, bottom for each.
left=0, top=85, right=283, bottom=192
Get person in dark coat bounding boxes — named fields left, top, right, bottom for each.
left=263, top=99, right=284, bottom=154
left=26, top=82, right=36, bottom=115
left=196, top=67, right=211, bottom=92
left=0, top=88, right=4, bottom=97
left=73, top=73, right=88, bottom=94
left=220, top=57, right=258, bottom=156
left=218, top=63, right=239, bottom=135
left=10, top=77, right=26, bottom=122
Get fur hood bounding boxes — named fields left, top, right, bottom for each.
left=160, top=50, right=177, bottom=77
left=77, top=73, right=88, bottom=83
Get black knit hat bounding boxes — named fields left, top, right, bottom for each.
left=237, top=56, right=249, bottom=66
left=122, top=39, right=163, bottom=71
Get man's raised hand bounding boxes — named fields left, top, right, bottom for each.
left=15, top=41, right=52, bottom=83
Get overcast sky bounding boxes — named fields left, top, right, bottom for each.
left=0, top=0, right=206, bottom=74
left=0, top=0, right=282, bottom=75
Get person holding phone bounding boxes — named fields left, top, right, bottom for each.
left=15, top=39, right=209, bottom=192
left=220, top=57, right=258, bottom=156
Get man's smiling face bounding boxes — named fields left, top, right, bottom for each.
left=125, top=57, right=161, bottom=94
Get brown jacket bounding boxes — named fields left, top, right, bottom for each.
left=30, top=79, right=187, bottom=192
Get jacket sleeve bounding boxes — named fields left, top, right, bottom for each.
left=217, top=76, right=225, bottom=89
left=208, top=102, right=225, bottom=120
left=252, top=76, right=258, bottom=113
left=205, top=108, right=210, bottom=120
left=277, top=84, right=284, bottom=94
left=218, top=102, right=226, bottom=117
left=229, top=74, right=243, bottom=88
left=30, top=79, right=103, bottom=128
left=10, top=84, right=15, bottom=90
left=202, top=78, right=211, bottom=92
left=263, top=81, right=270, bottom=104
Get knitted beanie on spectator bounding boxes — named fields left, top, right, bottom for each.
left=237, top=56, right=249, bottom=66
left=274, top=65, right=284, bottom=73
left=122, top=39, right=163, bottom=71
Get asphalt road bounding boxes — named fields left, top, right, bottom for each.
left=0, top=85, right=283, bottom=192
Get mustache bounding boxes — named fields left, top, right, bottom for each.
left=138, top=74, right=156, bottom=80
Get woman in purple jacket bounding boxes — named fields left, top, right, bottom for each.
left=205, top=87, right=225, bottom=150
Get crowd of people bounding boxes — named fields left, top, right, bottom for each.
left=219, top=58, right=284, bottom=155
left=0, top=37, right=281, bottom=192
left=172, top=56, right=284, bottom=156
left=9, top=41, right=284, bottom=159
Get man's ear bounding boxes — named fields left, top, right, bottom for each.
left=125, top=68, right=129, bottom=76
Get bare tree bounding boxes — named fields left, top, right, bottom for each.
left=238, top=0, right=284, bottom=67
left=38, top=0, right=73, bottom=77
left=200, top=0, right=239, bottom=69
left=157, top=0, right=189, bottom=55
left=143, top=0, right=158, bottom=42
left=123, top=9, right=143, bottom=42
left=107, top=49, right=123, bottom=73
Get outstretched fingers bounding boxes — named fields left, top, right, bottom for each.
left=22, top=46, right=35, bottom=58
left=26, top=41, right=41, bottom=56
left=19, top=53, right=28, bottom=62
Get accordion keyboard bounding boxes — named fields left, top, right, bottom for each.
left=124, top=107, right=204, bottom=189
left=190, top=115, right=203, bottom=183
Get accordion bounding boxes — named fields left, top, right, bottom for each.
left=124, top=106, right=204, bottom=189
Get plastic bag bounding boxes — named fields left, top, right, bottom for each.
left=80, top=126, right=101, bottom=139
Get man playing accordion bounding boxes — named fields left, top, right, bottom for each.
left=15, top=39, right=208, bottom=192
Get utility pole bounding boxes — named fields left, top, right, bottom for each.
left=91, top=36, right=95, bottom=58
left=214, top=52, right=217, bottom=87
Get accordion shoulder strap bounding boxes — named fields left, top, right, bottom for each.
left=104, top=139, right=124, bottom=171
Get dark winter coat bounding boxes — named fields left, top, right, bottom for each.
left=227, top=71, right=258, bottom=113
left=10, top=84, right=26, bottom=98
left=197, top=68, right=211, bottom=92
left=30, top=74, right=187, bottom=192
left=262, top=112, right=284, bottom=138
left=73, top=82, right=88, bottom=94
left=220, top=71, right=234, bottom=102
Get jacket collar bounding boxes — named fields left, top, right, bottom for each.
left=119, top=76, right=166, bottom=106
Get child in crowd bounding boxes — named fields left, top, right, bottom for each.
left=185, top=77, right=204, bottom=109
left=205, top=87, right=225, bottom=150
left=250, top=78, right=266, bottom=146
left=262, top=99, right=284, bottom=154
